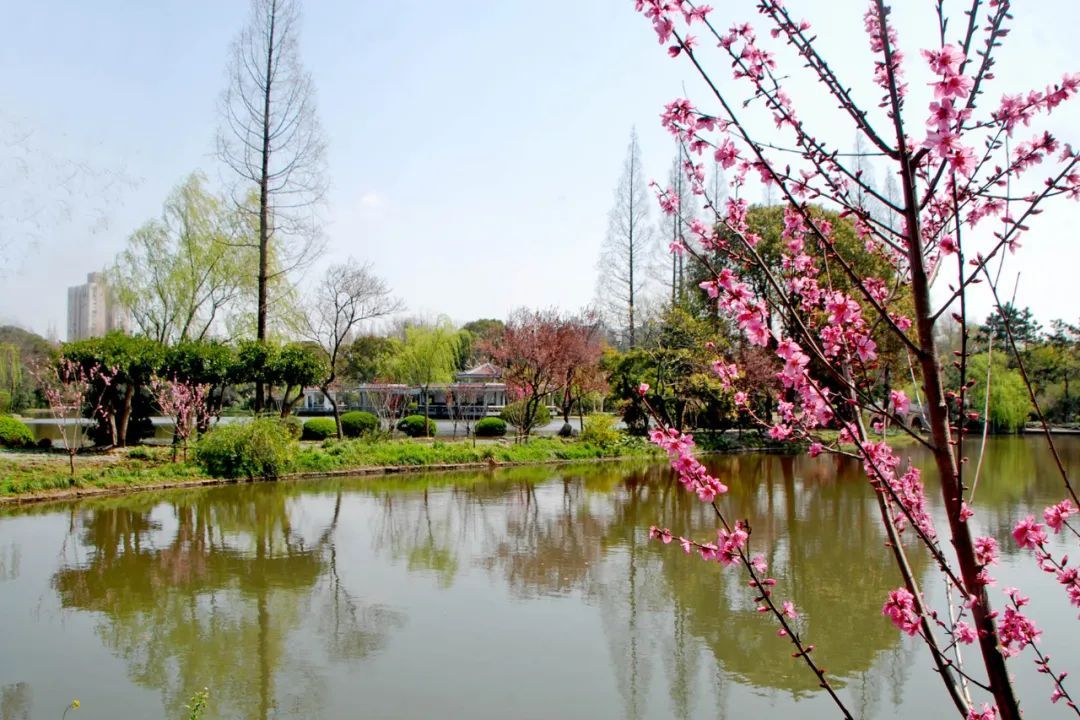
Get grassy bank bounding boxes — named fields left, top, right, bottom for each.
left=290, top=436, right=658, bottom=472
left=0, top=448, right=204, bottom=497
left=0, top=437, right=662, bottom=501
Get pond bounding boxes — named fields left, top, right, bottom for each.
left=0, top=436, right=1077, bottom=719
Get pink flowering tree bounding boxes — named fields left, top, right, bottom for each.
left=149, top=375, right=211, bottom=462
left=34, top=359, right=114, bottom=477
left=633, top=2, right=1080, bottom=718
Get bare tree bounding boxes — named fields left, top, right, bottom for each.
left=446, top=383, right=488, bottom=441
left=366, top=383, right=410, bottom=437
left=0, top=111, right=138, bottom=265
left=665, top=144, right=698, bottom=307
left=218, top=0, right=327, bottom=410
left=596, top=128, right=653, bottom=349
left=303, top=260, right=401, bottom=438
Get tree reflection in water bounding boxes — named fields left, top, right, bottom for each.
left=1, top=682, right=31, bottom=720
left=51, top=485, right=402, bottom=720
left=19, top=437, right=1073, bottom=719
left=365, top=455, right=922, bottom=717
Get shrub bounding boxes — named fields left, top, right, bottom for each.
left=340, top=411, right=378, bottom=438
left=127, top=445, right=154, bottom=461
left=195, top=418, right=295, bottom=479
left=282, top=415, right=304, bottom=440
left=302, top=417, right=337, bottom=441
left=474, top=416, right=507, bottom=437
left=0, top=416, right=34, bottom=449
left=397, top=415, right=436, bottom=437
left=580, top=414, right=622, bottom=448
left=499, top=401, right=551, bottom=433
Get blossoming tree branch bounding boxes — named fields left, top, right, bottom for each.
left=632, top=1, right=1079, bottom=718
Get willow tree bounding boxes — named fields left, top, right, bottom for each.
left=111, top=172, right=255, bottom=344
left=0, top=343, right=20, bottom=412
left=389, top=322, right=461, bottom=436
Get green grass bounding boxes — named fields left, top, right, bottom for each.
left=0, top=447, right=203, bottom=497
left=289, top=436, right=660, bottom=473
left=811, top=427, right=924, bottom=450
left=0, top=437, right=661, bottom=499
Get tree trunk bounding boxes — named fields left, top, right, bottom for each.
left=422, top=386, right=431, bottom=438
left=280, top=385, right=302, bottom=419
left=561, top=387, right=573, bottom=425
left=900, top=154, right=1022, bottom=720
left=324, top=385, right=342, bottom=440
left=1065, top=376, right=1071, bottom=422
left=253, top=3, right=278, bottom=414
left=117, top=384, right=134, bottom=447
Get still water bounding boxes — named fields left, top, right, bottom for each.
left=1, top=437, right=1077, bottom=719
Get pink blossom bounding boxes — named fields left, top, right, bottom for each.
left=1055, top=566, right=1079, bottom=610
left=781, top=600, right=798, bottom=619
left=1012, top=516, right=1048, bottom=549
left=999, top=605, right=1040, bottom=656
left=638, top=383, right=650, bottom=397
left=744, top=316, right=771, bottom=346
left=658, top=187, right=681, bottom=215
left=974, top=536, right=999, bottom=567
left=649, top=526, right=673, bottom=544
left=954, top=620, right=978, bottom=644
left=932, top=72, right=973, bottom=101
left=889, top=389, right=910, bottom=416
left=967, top=705, right=997, bottom=720
left=1043, top=499, right=1074, bottom=533
left=853, top=334, right=877, bottom=362
left=769, top=423, right=792, bottom=441
left=714, top=138, right=738, bottom=169
left=882, top=587, right=921, bottom=636
left=922, top=44, right=964, bottom=76
left=716, top=522, right=748, bottom=565
left=712, top=361, right=739, bottom=388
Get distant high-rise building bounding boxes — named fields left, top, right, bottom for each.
left=66, top=272, right=129, bottom=341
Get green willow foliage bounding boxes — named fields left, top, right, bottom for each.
left=967, top=353, right=1032, bottom=433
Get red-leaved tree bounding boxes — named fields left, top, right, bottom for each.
left=485, top=308, right=603, bottom=439
left=633, top=2, right=1080, bottom=718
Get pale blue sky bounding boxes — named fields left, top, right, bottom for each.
left=2, top=1, right=1078, bottom=337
